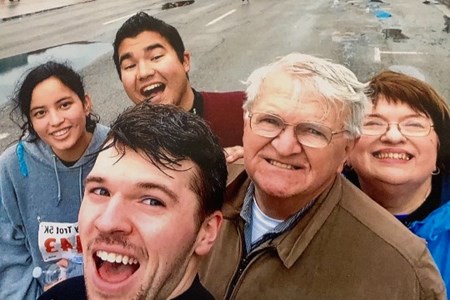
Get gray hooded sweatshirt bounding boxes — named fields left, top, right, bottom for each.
left=0, top=124, right=108, bottom=300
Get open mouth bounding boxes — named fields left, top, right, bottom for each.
left=94, top=250, right=140, bottom=283
left=372, top=151, right=412, bottom=161
left=141, top=83, right=165, bottom=101
left=267, top=159, right=301, bottom=170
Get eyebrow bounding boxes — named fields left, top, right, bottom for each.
left=366, top=112, right=425, bottom=119
left=119, top=43, right=165, bottom=66
left=29, top=96, right=72, bottom=113
left=84, top=175, right=103, bottom=185
left=84, top=175, right=179, bottom=203
left=137, top=182, right=179, bottom=203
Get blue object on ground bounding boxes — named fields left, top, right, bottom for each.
left=374, top=9, right=392, bottom=19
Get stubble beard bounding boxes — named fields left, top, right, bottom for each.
left=134, top=235, right=198, bottom=300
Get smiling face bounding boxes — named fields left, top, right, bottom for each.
left=118, top=30, right=193, bottom=110
left=30, top=76, right=92, bottom=162
left=348, top=97, right=438, bottom=187
left=80, top=145, right=217, bottom=300
left=243, top=72, right=354, bottom=216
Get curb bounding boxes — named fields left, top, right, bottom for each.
left=1, top=0, right=95, bottom=22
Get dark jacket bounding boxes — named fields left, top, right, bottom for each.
left=200, top=164, right=446, bottom=300
left=38, top=275, right=214, bottom=300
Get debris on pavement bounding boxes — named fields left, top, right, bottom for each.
left=382, top=28, right=409, bottom=41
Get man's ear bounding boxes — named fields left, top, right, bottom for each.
left=345, top=136, right=358, bottom=155
left=337, top=137, right=358, bottom=173
left=194, top=211, right=223, bottom=256
left=183, top=51, right=191, bottom=73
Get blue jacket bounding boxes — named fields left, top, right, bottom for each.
left=409, top=173, right=450, bottom=297
left=0, top=124, right=108, bottom=300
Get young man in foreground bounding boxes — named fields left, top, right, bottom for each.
left=40, top=103, right=227, bottom=300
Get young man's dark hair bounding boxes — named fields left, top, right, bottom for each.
left=103, top=102, right=227, bottom=221
left=112, top=11, right=186, bottom=80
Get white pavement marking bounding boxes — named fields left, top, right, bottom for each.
left=374, top=47, right=427, bottom=63
left=0, top=133, right=10, bottom=140
left=374, top=47, right=381, bottom=62
left=103, top=14, right=135, bottom=25
left=206, top=9, right=236, bottom=27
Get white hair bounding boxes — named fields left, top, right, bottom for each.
left=242, top=53, right=370, bottom=138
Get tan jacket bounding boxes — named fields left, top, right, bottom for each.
left=200, top=164, right=445, bottom=300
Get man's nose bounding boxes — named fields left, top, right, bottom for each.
left=94, top=196, right=132, bottom=234
left=137, top=60, right=156, bottom=80
left=271, top=126, right=303, bottom=156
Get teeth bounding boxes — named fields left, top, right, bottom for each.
left=107, top=253, right=115, bottom=263
left=143, top=83, right=162, bottom=92
left=115, top=254, right=123, bottom=263
left=52, top=128, right=69, bottom=137
left=374, top=152, right=411, bottom=161
left=269, top=160, right=295, bottom=170
left=96, top=250, right=138, bottom=265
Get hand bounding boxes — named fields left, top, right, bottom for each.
left=224, top=146, right=244, bottom=163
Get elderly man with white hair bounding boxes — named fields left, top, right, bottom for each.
left=199, top=53, right=445, bottom=300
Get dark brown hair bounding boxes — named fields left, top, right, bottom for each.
left=102, top=103, right=227, bottom=224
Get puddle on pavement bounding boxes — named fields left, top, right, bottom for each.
left=0, top=41, right=112, bottom=108
left=162, top=0, right=195, bottom=10
left=382, top=28, right=409, bottom=42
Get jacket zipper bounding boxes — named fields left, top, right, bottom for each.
left=225, top=245, right=276, bottom=300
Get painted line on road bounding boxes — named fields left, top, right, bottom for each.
left=374, top=47, right=381, bottom=62
left=103, top=14, right=135, bottom=25
left=206, top=9, right=236, bottom=27
left=374, top=47, right=427, bottom=63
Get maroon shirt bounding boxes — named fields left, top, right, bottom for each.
left=194, top=90, right=245, bottom=147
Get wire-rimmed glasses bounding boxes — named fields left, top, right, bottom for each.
left=248, top=112, right=347, bottom=148
left=362, top=116, right=434, bottom=137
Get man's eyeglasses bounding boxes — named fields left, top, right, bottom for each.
left=248, top=112, right=347, bottom=149
left=362, top=116, right=434, bottom=137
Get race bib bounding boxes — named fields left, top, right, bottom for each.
left=38, top=221, right=82, bottom=262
